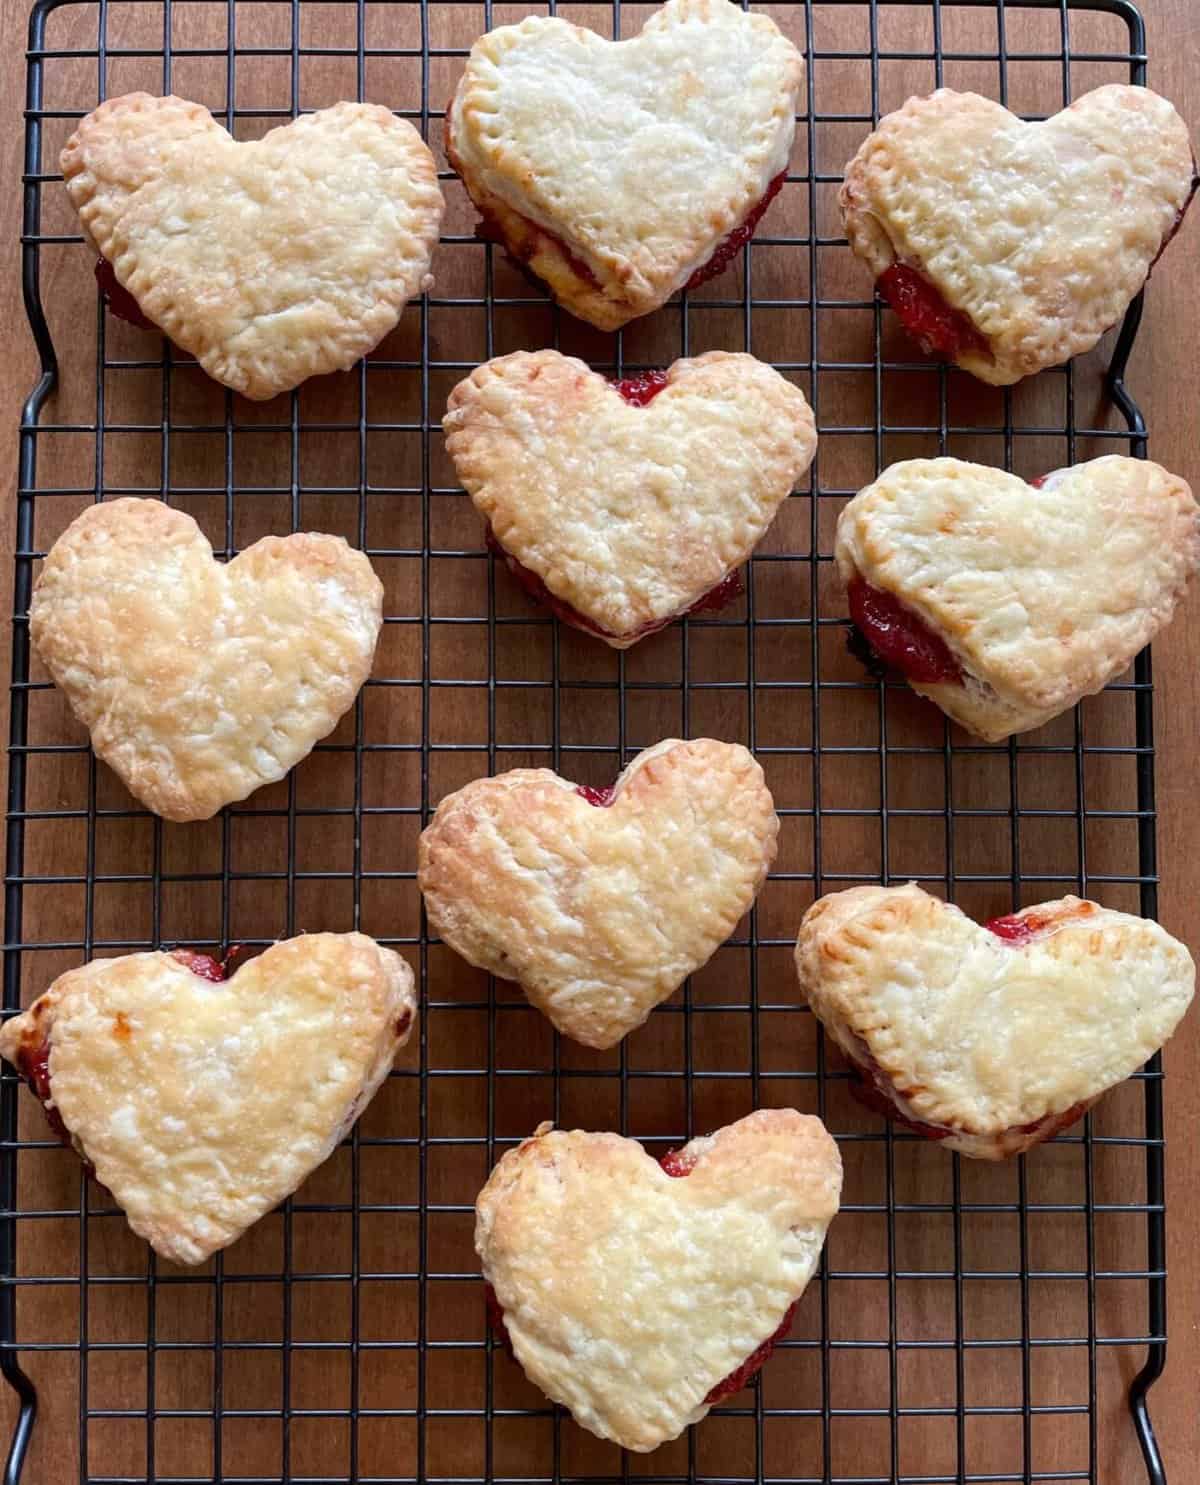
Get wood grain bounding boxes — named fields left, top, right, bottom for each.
left=0, top=1, right=1197, bottom=1480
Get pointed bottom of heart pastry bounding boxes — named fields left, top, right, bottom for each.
left=657, top=1144, right=796, bottom=1400
left=847, top=577, right=963, bottom=686
left=463, top=163, right=786, bottom=314
left=685, top=171, right=787, bottom=291
left=95, top=256, right=157, bottom=332
left=484, top=523, right=744, bottom=644
left=877, top=263, right=992, bottom=365
left=844, top=1035, right=1094, bottom=1156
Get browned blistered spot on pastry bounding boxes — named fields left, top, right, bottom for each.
left=937, top=511, right=958, bottom=534
left=112, top=1012, right=132, bottom=1042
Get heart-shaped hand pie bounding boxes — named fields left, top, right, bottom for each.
left=795, top=884, right=1194, bottom=1159
left=62, top=93, right=445, bottom=399
left=0, top=934, right=416, bottom=1263
left=446, top=0, right=803, bottom=329
left=444, top=350, right=817, bottom=647
left=840, top=86, right=1196, bottom=383
left=835, top=456, right=1199, bottom=741
left=418, top=739, right=778, bottom=1048
left=476, top=1111, right=841, bottom=1450
left=31, top=498, right=384, bottom=821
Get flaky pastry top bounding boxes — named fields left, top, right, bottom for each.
left=447, top=0, right=802, bottom=328
left=418, top=739, right=778, bottom=1048
left=0, top=934, right=416, bottom=1265
left=444, top=350, right=816, bottom=643
left=30, top=498, right=383, bottom=821
left=794, top=884, right=1194, bottom=1137
left=62, top=94, right=444, bottom=398
left=840, top=86, right=1195, bottom=383
left=835, top=456, right=1200, bottom=741
left=476, top=1110, right=841, bottom=1450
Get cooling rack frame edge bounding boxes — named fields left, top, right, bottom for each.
left=2, top=0, right=1171, bottom=1480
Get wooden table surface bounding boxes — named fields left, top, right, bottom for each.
left=0, top=1, right=1197, bottom=1480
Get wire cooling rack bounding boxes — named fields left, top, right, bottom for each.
left=2, top=0, right=1175, bottom=1480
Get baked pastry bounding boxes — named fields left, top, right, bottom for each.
left=476, top=1110, right=841, bottom=1450
left=62, top=93, right=444, bottom=398
left=835, top=456, right=1199, bottom=740
left=446, top=0, right=803, bottom=329
left=840, top=86, right=1196, bottom=383
left=418, top=739, right=778, bottom=1048
left=31, top=497, right=383, bottom=821
left=444, top=350, right=817, bottom=647
left=0, top=934, right=416, bottom=1263
left=795, top=884, right=1194, bottom=1159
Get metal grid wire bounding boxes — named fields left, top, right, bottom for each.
left=2, top=0, right=1174, bottom=1480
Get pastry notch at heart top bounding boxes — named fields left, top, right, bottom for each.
left=31, top=498, right=384, bottom=821
left=446, top=0, right=804, bottom=329
left=476, top=1110, right=842, bottom=1451
left=794, top=884, right=1195, bottom=1159
left=444, top=350, right=817, bottom=647
left=418, top=739, right=779, bottom=1048
left=62, top=94, right=445, bottom=399
left=840, top=86, right=1196, bottom=383
left=0, top=934, right=417, bottom=1264
left=835, top=456, right=1200, bottom=741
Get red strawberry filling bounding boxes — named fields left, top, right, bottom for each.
left=170, top=947, right=232, bottom=982
left=847, top=577, right=962, bottom=686
left=986, top=899, right=1096, bottom=945
left=612, top=369, right=670, bottom=406
left=685, top=171, right=787, bottom=290
left=575, top=783, right=617, bottom=807
left=877, top=263, right=991, bottom=363
left=473, top=204, right=602, bottom=291
left=484, top=523, right=743, bottom=642
left=94, top=257, right=155, bottom=331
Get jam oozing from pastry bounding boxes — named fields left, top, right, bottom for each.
left=612, top=369, right=670, bottom=407
left=986, top=900, right=1096, bottom=945
left=473, top=203, right=602, bottom=291
left=94, top=257, right=156, bottom=332
left=877, top=264, right=991, bottom=362
left=575, top=784, right=617, bottom=807
left=484, top=524, right=744, bottom=641
left=657, top=1144, right=796, bottom=1399
left=685, top=171, right=787, bottom=291
left=846, top=1049, right=951, bottom=1142
left=847, top=578, right=963, bottom=686
left=171, top=947, right=233, bottom=982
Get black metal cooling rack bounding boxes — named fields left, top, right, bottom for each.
left=2, top=0, right=1176, bottom=1480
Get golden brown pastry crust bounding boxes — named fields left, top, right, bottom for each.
left=476, top=1111, right=841, bottom=1450
left=840, top=86, right=1195, bottom=383
left=0, top=934, right=417, bottom=1264
left=418, top=739, right=778, bottom=1048
left=794, top=884, right=1194, bottom=1158
left=447, top=0, right=803, bottom=329
left=30, top=498, right=383, bottom=821
left=62, top=93, right=444, bottom=399
left=835, top=456, right=1200, bottom=741
left=444, top=350, right=817, bottom=646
